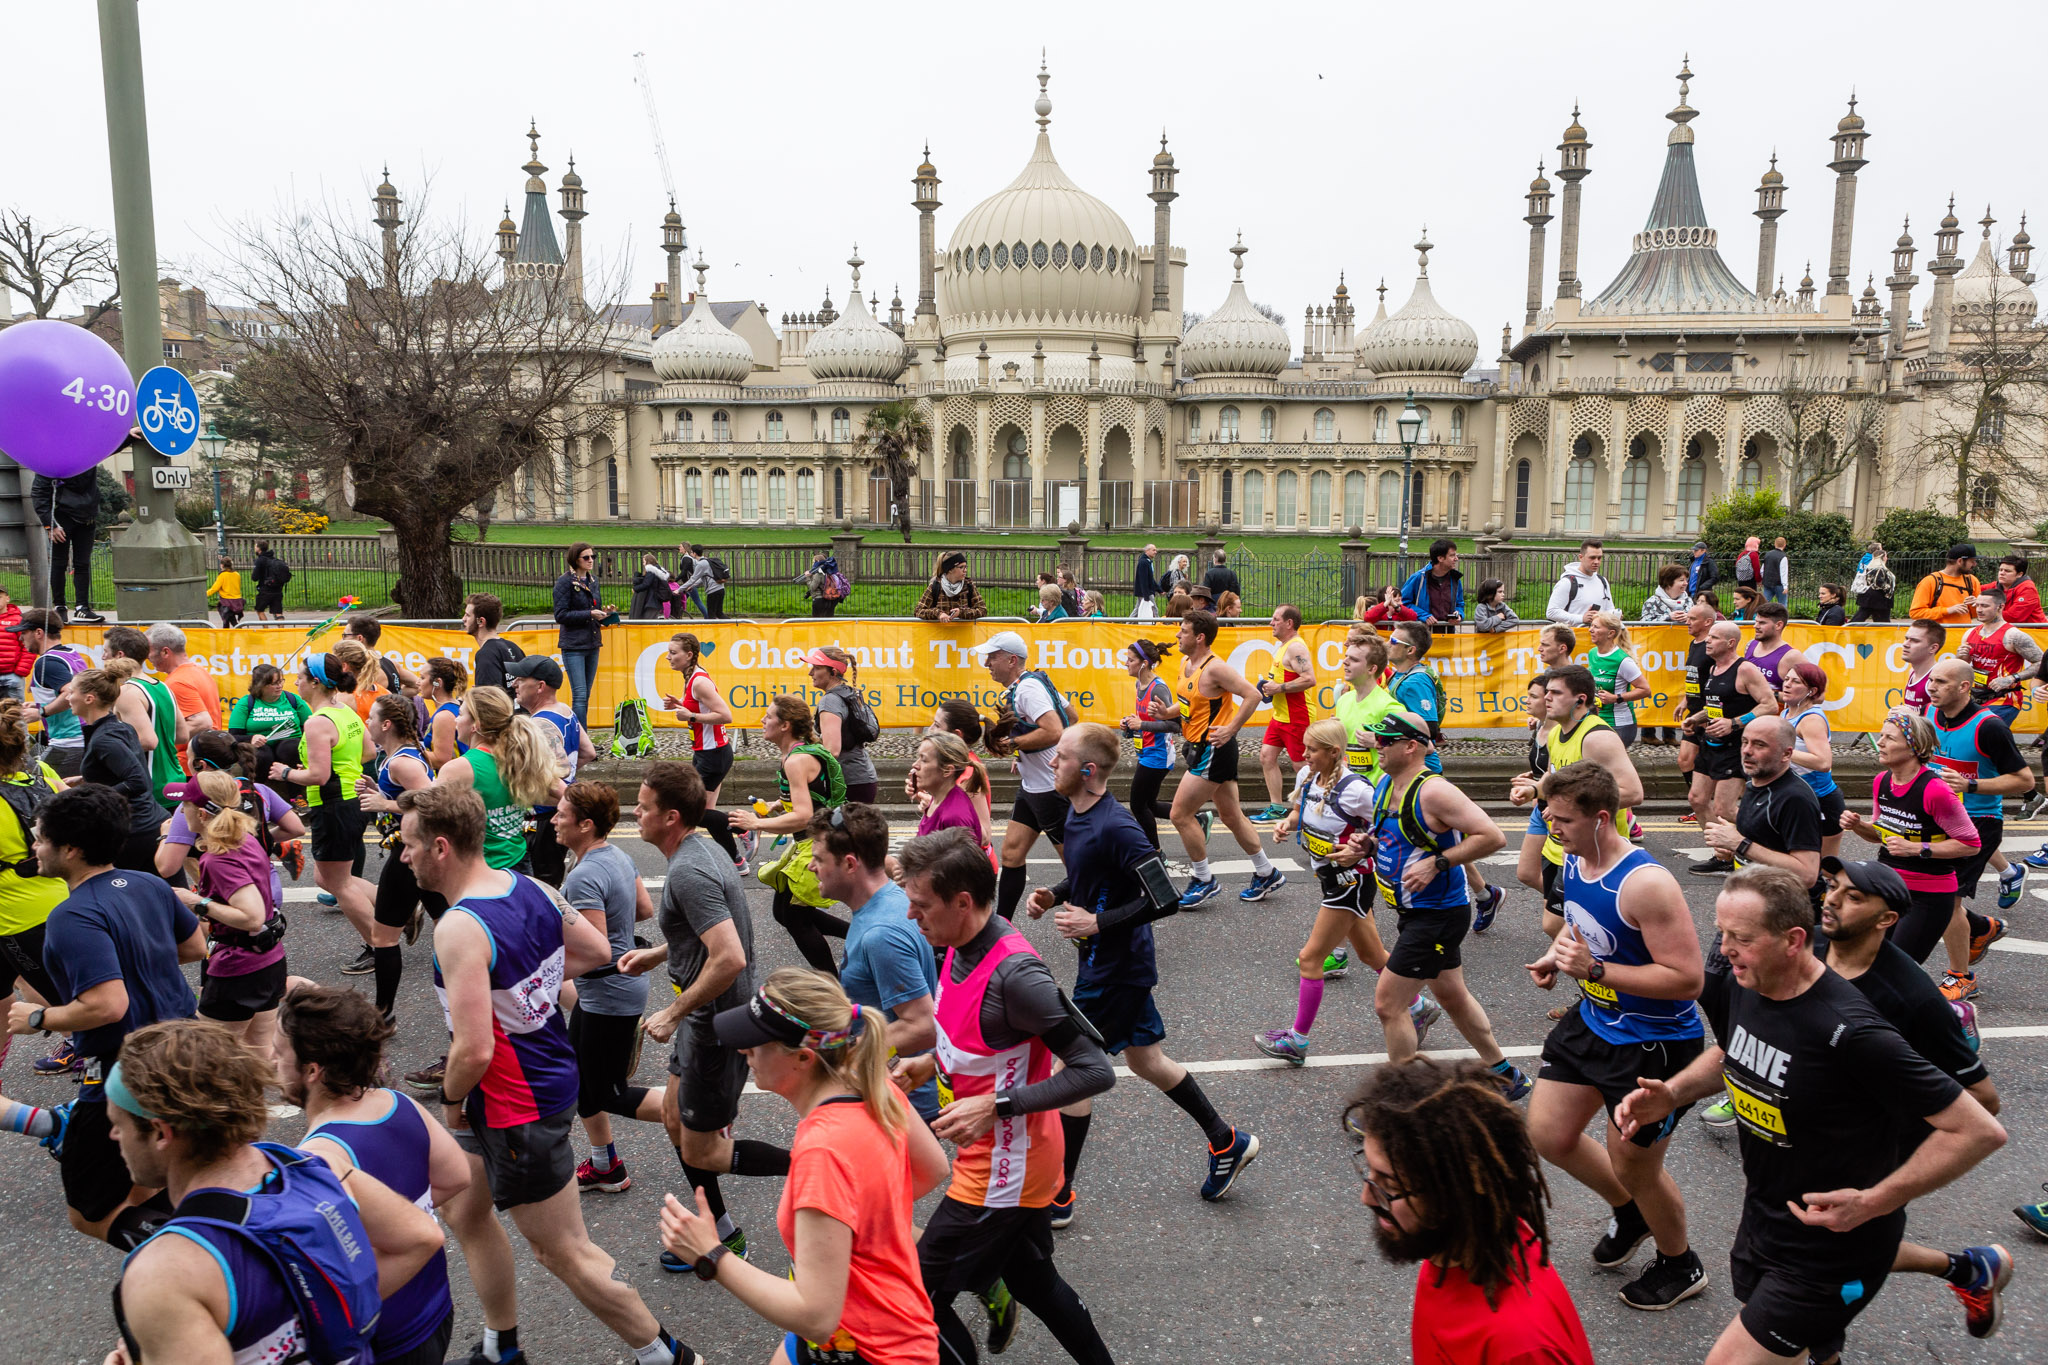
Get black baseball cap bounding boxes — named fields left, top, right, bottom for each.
left=1368, top=712, right=1434, bottom=745
left=503, top=655, right=564, bottom=689
left=6, top=608, right=60, bottom=635
left=713, top=987, right=868, bottom=1052
left=1819, top=856, right=1910, bottom=918
left=1949, top=543, right=1979, bottom=561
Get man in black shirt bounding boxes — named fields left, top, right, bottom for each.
left=463, top=591, right=525, bottom=694
left=1618, top=867, right=2005, bottom=1365
left=1817, top=857, right=2012, bottom=1342
left=1201, top=548, right=1241, bottom=603
left=1705, top=717, right=1825, bottom=915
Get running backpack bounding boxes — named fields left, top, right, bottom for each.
left=116, top=1142, right=382, bottom=1365
left=1010, top=670, right=1074, bottom=730
left=0, top=764, right=59, bottom=877
left=832, top=686, right=880, bottom=749
left=610, top=696, right=654, bottom=758
left=708, top=556, right=731, bottom=584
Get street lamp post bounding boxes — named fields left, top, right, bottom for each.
left=1396, top=389, right=1423, bottom=582
left=199, top=419, right=227, bottom=561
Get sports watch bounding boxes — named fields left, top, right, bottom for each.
left=693, top=1243, right=730, bottom=1281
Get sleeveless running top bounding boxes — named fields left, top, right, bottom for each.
left=130, top=1169, right=309, bottom=1365
left=1371, top=772, right=1466, bottom=911
left=432, top=699, right=467, bottom=761
left=1178, top=655, right=1224, bottom=748
left=527, top=708, right=580, bottom=810
left=1901, top=667, right=1934, bottom=715
left=1743, top=640, right=1794, bottom=691
left=685, top=668, right=728, bottom=750
left=778, top=742, right=847, bottom=811
left=1962, top=623, right=2027, bottom=703
left=933, top=930, right=1063, bottom=1209
left=1931, top=705, right=2008, bottom=819
left=301, top=703, right=366, bottom=809
left=1541, top=713, right=1632, bottom=866
left=433, top=872, right=579, bottom=1125
left=1682, top=639, right=1711, bottom=716
left=305, top=1092, right=454, bottom=1358
left=1870, top=768, right=1957, bottom=890
left=1560, top=847, right=1705, bottom=1044
left=1295, top=767, right=1370, bottom=866
left=1266, top=657, right=1318, bottom=725
left=126, top=675, right=183, bottom=802
left=464, top=748, right=530, bottom=870
left=376, top=744, right=428, bottom=800
left=37, top=647, right=91, bottom=745
left=1587, top=645, right=1636, bottom=727
left=1699, top=657, right=1756, bottom=753
left=1133, top=675, right=1175, bottom=770
left=1335, top=685, right=1400, bottom=781
left=1789, top=706, right=1838, bottom=798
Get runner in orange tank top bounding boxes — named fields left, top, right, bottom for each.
left=1256, top=604, right=1319, bottom=822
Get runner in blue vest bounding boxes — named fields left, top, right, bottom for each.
left=1385, top=621, right=1507, bottom=926
left=1925, top=659, right=2031, bottom=1005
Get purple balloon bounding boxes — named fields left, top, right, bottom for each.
left=0, top=318, right=136, bottom=479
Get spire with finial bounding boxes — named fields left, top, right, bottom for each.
left=692, top=252, right=708, bottom=297
left=848, top=244, right=863, bottom=292
left=1229, top=232, right=1247, bottom=282
left=1981, top=205, right=1996, bottom=239
left=1666, top=55, right=1697, bottom=144
left=1033, top=54, right=1051, bottom=131
left=1415, top=229, right=1432, bottom=274
left=522, top=120, right=546, bottom=190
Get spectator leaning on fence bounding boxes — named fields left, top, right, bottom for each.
left=914, top=551, right=988, bottom=623
left=1996, top=554, right=2044, bottom=623
left=1544, top=539, right=1614, bottom=625
left=1815, top=582, right=1848, bottom=626
left=1363, top=584, right=1419, bottom=624
left=1910, top=543, right=1982, bottom=624
left=1400, top=538, right=1464, bottom=633
left=1686, top=539, right=1717, bottom=598
left=1640, top=564, right=1691, bottom=624
left=1472, top=578, right=1517, bottom=633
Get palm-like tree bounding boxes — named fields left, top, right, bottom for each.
left=861, top=399, right=931, bottom=542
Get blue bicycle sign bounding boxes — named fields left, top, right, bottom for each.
left=136, top=365, right=200, bottom=456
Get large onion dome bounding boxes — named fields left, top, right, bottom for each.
left=1356, top=234, right=1479, bottom=377
left=1178, top=238, right=1290, bottom=379
left=651, top=257, right=754, bottom=385
left=805, top=249, right=907, bottom=383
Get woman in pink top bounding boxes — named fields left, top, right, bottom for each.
left=912, top=733, right=985, bottom=843
left=169, top=769, right=289, bottom=1052
left=1841, top=710, right=1981, bottom=963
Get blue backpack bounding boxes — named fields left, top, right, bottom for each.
left=117, top=1141, right=382, bottom=1365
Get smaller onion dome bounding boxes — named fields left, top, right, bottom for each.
left=1760, top=153, right=1783, bottom=187
left=1837, top=95, right=1865, bottom=133
left=1953, top=221, right=2039, bottom=324
left=1530, top=163, right=1553, bottom=194
left=497, top=206, right=517, bottom=234
left=1153, top=132, right=1175, bottom=168
left=1561, top=103, right=1588, bottom=145
left=1178, top=237, right=1291, bottom=380
left=651, top=256, right=754, bottom=385
left=807, top=248, right=907, bottom=383
left=1356, top=233, right=1479, bottom=378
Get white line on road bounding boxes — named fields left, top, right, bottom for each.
left=1991, top=936, right=2048, bottom=955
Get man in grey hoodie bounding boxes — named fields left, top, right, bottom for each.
left=1545, top=539, right=1615, bottom=626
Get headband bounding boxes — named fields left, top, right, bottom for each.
left=306, top=654, right=332, bottom=688
left=104, top=1061, right=160, bottom=1118
left=756, top=990, right=867, bottom=1050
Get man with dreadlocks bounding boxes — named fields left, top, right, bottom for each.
left=1345, top=1057, right=1595, bottom=1365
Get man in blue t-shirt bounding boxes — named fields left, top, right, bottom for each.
left=5, top=784, right=202, bottom=1246
left=1386, top=621, right=1506, bottom=925
left=807, top=804, right=940, bottom=1118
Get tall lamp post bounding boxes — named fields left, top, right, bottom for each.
left=1396, top=389, right=1423, bottom=581
left=199, top=419, right=227, bottom=560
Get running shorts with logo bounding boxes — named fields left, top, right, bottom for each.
left=1183, top=739, right=1240, bottom=785
left=1731, top=1241, right=1889, bottom=1363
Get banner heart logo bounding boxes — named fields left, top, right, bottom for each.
left=1856, top=644, right=1875, bottom=660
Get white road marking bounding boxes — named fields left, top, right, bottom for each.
left=1990, top=936, right=2048, bottom=956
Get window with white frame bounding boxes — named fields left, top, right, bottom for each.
left=831, top=408, right=851, bottom=442
left=1242, top=469, right=1266, bottom=526
left=767, top=469, right=787, bottom=519
left=1314, top=408, right=1335, bottom=443
left=1564, top=455, right=1596, bottom=531
left=1374, top=407, right=1387, bottom=442
left=711, top=469, right=730, bottom=519
left=1677, top=457, right=1705, bottom=534
left=677, top=409, right=694, bottom=442
left=1260, top=407, right=1275, bottom=441
left=1310, top=470, right=1331, bottom=526
left=1219, top=406, right=1240, bottom=442
left=712, top=410, right=731, bottom=442
left=1620, top=458, right=1649, bottom=533
left=1344, top=471, right=1366, bottom=528
left=1188, top=409, right=1202, bottom=441
left=1377, top=471, right=1401, bottom=528
left=685, top=468, right=703, bottom=518
left=796, top=469, right=816, bottom=521
left=1449, top=408, right=1464, bottom=443
left=766, top=410, right=784, bottom=442
left=739, top=470, right=759, bottom=519
left=1276, top=469, right=1298, bottom=526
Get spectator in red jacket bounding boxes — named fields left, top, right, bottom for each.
left=0, top=588, right=26, bottom=702
left=1996, top=555, right=2045, bottom=624
left=1363, top=584, right=1421, bottom=624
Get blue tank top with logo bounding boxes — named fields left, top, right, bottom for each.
left=1932, top=707, right=2005, bottom=819
left=1371, top=772, right=1466, bottom=911
left=1560, top=847, right=1704, bottom=1045
left=432, top=872, right=579, bottom=1126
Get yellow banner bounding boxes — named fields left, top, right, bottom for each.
left=142, top=620, right=2043, bottom=736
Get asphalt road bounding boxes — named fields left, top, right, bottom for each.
left=3, top=809, right=2045, bottom=1365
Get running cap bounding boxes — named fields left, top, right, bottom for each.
left=503, top=654, right=565, bottom=689
left=1367, top=713, right=1434, bottom=745
left=7, top=608, right=60, bottom=634
left=968, top=631, right=1029, bottom=661
left=1949, top=543, right=1979, bottom=561
left=713, top=987, right=868, bottom=1052
left=161, top=778, right=222, bottom=808
left=802, top=647, right=849, bottom=672
left=1819, top=856, right=1911, bottom=918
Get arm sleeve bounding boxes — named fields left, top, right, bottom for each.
left=1979, top=716, right=2030, bottom=777
left=1134, top=679, right=1180, bottom=734
left=989, top=956, right=1114, bottom=1112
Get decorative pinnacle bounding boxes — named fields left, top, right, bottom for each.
left=1230, top=233, right=1247, bottom=281
left=848, top=244, right=863, bottom=289
left=1377, top=278, right=1388, bottom=305
left=693, top=251, right=708, bottom=295
left=1034, top=54, right=1051, bottom=130
left=1415, top=228, right=1432, bottom=273
left=1982, top=205, right=1996, bottom=237
left=523, top=120, right=545, bottom=177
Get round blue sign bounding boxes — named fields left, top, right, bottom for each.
left=135, top=365, right=200, bottom=457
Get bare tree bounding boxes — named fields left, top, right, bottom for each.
left=1778, top=380, right=1885, bottom=513
left=215, top=191, right=631, bottom=615
left=0, top=210, right=118, bottom=325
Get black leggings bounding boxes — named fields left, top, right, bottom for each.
left=1127, top=764, right=1174, bottom=853
left=569, top=1005, right=650, bottom=1120
left=117, top=825, right=161, bottom=874
left=934, top=1256, right=1113, bottom=1365
left=374, top=849, right=447, bottom=927
left=772, top=889, right=848, bottom=976
left=700, top=807, right=738, bottom=862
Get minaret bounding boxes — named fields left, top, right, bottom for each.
left=1148, top=131, right=1179, bottom=316
left=1333, top=273, right=1353, bottom=350
left=1825, top=95, right=1869, bottom=297
left=1753, top=153, right=1786, bottom=297
left=889, top=285, right=904, bottom=332
left=2012, top=214, right=2036, bottom=284
left=661, top=197, right=686, bottom=328
left=1554, top=104, right=1591, bottom=300
left=372, top=167, right=403, bottom=290
left=558, top=155, right=586, bottom=305
left=1523, top=162, right=1554, bottom=327
left=1796, top=263, right=1816, bottom=311
left=1885, top=218, right=1917, bottom=378
left=912, top=144, right=941, bottom=318
left=496, top=203, right=517, bottom=272
left=1927, top=198, right=1964, bottom=363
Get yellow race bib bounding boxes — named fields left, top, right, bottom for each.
left=1580, top=977, right=1620, bottom=1006
left=1300, top=828, right=1338, bottom=858
left=1724, top=1073, right=1789, bottom=1143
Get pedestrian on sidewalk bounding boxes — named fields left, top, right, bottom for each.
left=1202, top=548, right=1241, bottom=604
left=1763, top=536, right=1790, bottom=607
left=1133, top=543, right=1160, bottom=619
left=251, top=539, right=292, bottom=620
left=1852, top=545, right=1896, bottom=622
left=30, top=466, right=103, bottom=625
left=205, top=557, right=246, bottom=627
left=1686, top=540, right=1718, bottom=599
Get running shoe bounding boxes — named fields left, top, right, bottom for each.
left=1998, top=867, right=2026, bottom=910
left=403, top=1056, right=447, bottom=1090
left=1950, top=1244, right=2013, bottom=1339
left=1939, top=970, right=1979, bottom=1003
left=1410, top=996, right=1443, bottom=1048
left=32, top=1040, right=81, bottom=1076
left=1200, top=1128, right=1261, bottom=1201
left=575, top=1156, right=631, bottom=1193
left=460, top=1342, right=525, bottom=1365
left=732, top=828, right=758, bottom=872
left=1472, top=884, right=1503, bottom=933
left=2026, top=843, right=2048, bottom=870
left=1178, top=877, right=1221, bottom=909
left=1699, top=1096, right=1736, bottom=1130
left=1970, top=916, right=2008, bottom=965
left=2014, top=1185, right=2048, bottom=1240
left=280, top=839, right=305, bottom=881
left=660, top=1225, right=747, bottom=1273
left=1238, top=869, right=1287, bottom=902
left=1619, top=1249, right=1709, bottom=1310
left=1952, top=997, right=1982, bottom=1052
left=316, top=890, right=338, bottom=907
left=404, top=907, right=425, bottom=946
left=1627, top=812, right=1644, bottom=843
left=1676, top=811, right=1698, bottom=825
left=2022, top=791, right=2048, bottom=821
left=1591, top=1202, right=1651, bottom=1268
left=1250, top=803, right=1290, bottom=823
left=1686, top=856, right=1733, bottom=876
left=1321, top=945, right=1350, bottom=978
left=38, top=1099, right=72, bottom=1160
left=1253, top=1028, right=1309, bottom=1066
left=1492, top=1062, right=1534, bottom=1103
left=1197, top=811, right=1214, bottom=843
left=69, top=607, right=105, bottom=625
left=983, top=1279, right=1021, bottom=1355
left=1048, top=1189, right=1076, bottom=1230
left=342, top=945, right=376, bottom=975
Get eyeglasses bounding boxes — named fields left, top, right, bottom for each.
left=1350, top=1151, right=1413, bottom=1207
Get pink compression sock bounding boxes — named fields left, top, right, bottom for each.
left=1294, top=977, right=1325, bottom=1036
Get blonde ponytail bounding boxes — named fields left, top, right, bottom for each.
left=761, top=967, right=907, bottom=1139
left=464, top=685, right=560, bottom=807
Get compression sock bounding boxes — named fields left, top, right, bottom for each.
left=680, top=1161, right=729, bottom=1222
left=592, top=1142, right=618, bottom=1172
left=1943, top=1252, right=1979, bottom=1287
left=730, top=1139, right=792, bottom=1177
left=1251, top=849, right=1274, bottom=877
left=481, top=1326, right=519, bottom=1362
left=635, top=1330, right=682, bottom=1365
left=1059, top=1112, right=1091, bottom=1197
left=1293, top=977, right=1325, bottom=1035
left=998, top=863, right=1029, bottom=918
left=0, top=1099, right=55, bottom=1137
left=1163, top=1073, right=1235, bottom=1150
left=372, top=945, right=403, bottom=1018
left=1190, top=858, right=1211, bottom=881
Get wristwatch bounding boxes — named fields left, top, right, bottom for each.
left=993, top=1093, right=1017, bottom=1120
left=439, top=1089, right=466, bottom=1110
left=1967, top=779, right=1979, bottom=795
left=1431, top=854, right=1451, bottom=875
left=693, top=1243, right=730, bottom=1281
left=1735, top=838, right=1754, bottom=861
left=1586, top=960, right=1606, bottom=984
left=27, top=1006, right=46, bottom=1034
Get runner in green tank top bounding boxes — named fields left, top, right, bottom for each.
left=1333, top=636, right=1401, bottom=782
left=463, top=746, right=531, bottom=870
left=1585, top=613, right=1649, bottom=743
left=302, top=703, right=367, bottom=807
left=270, top=653, right=379, bottom=954
left=731, top=695, right=848, bottom=974
left=124, top=673, right=184, bottom=803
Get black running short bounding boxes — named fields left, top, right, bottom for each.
left=918, top=1197, right=1057, bottom=1305
left=374, top=851, right=446, bottom=928
left=570, top=1005, right=648, bottom=1120
left=1695, top=743, right=1743, bottom=782
left=1069, top=981, right=1166, bottom=1056
left=1956, top=816, right=2003, bottom=898
left=253, top=586, right=285, bottom=614
left=1537, top=1007, right=1704, bottom=1147
left=1009, top=788, right=1069, bottom=844
left=307, top=798, right=368, bottom=872
left=1731, top=1239, right=1890, bottom=1363
left=1183, top=740, right=1239, bottom=785
left=1541, top=858, right=1564, bottom=916
left=198, top=957, right=288, bottom=1023
left=455, top=1101, right=576, bottom=1210
left=692, top=744, right=733, bottom=793
left=1385, top=903, right=1468, bottom=978
left=1813, top=787, right=1845, bottom=839
left=1314, top=864, right=1374, bottom=918
left=61, top=1095, right=135, bottom=1223
left=668, top=1010, right=748, bottom=1134
left=524, top=816, right=566, bottom=889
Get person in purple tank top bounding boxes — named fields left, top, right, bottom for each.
left=1743, top=603, right=1796, bottom=691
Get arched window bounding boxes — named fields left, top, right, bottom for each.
left=1377, top=471, right=1401, bottom=528
left=1188, top=409, right=1202, bottom=441
left=1972, top=475, right=1999, bottom=516
left=684, top=468, right=704, bottom=518
left=1343, top=471, right=1366, bottom=528
left=766, top=410, right=785, bottom=442
left=1738, top=458, right=1763, bottom=494
left=1514, top=459, right=1532, bottom=529
left=796, top=469, right=817, bottom=521
left=1620, top=457, right=1650, bottom=533
left=1564, top=454, right=1596, bottom=530
left=951, top=428, right=971, bottom=480
left=833, top=468, right=845, bottom=519
left=1414, top=407, right=1431, bottom=444
left=1446, top=472, right=1462, bottom=528
left=677, top=409, right=694, bottom=442
left=739, top=469, right=759, bottom=519
left=1314, top=408, right=1335, bottom=443
left=1219, top=406, right=1240, bottom=442
left=1449, top=408, right=1464, bottom=444
left=711, top=469, right=731, bottom=519
left=1242, top=469, right=1266, bottom=527
left=831, top=408, right=851, bottom=443
left=767, top=469, right=787, bottom=519
left=1259, top=407, right=1275, bottom=442
left=1003, top=430, right=1028, bottom=480
left=1275, top=469, right=1298, bottom=526
left=1373, top=407, right=1388, bottom=443
left=1220, top=469, right=1234, bottom=525
left=1310, top=470, right=1331, bottom=526
left=1676, top=456, right=1706, bottom=534
left=1408, top=469, right=1425, bottom=527
left=712, top=410, right=731, bottom=442
left=606, top=458, right=619, bottom=518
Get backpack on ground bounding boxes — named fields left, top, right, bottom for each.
left=610, top=696, right=654, bottom=758
left=0, top=764, right=60, bottom=877
left=116, top=1142, right=381, bottom=1365
left=708, top=556, right=730, bottom=584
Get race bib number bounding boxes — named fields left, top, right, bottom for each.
left=1705, top=702, right=1725, bottom=721
left=1300, top=828, right=1338, bottom=858
left=1580, top=977, right=1619, bottom=1006
left=1723, top=1072, right=1790, bottom=1145
left=1973, top=669, right=1991, bottom=689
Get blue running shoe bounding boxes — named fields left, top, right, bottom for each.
left=1253, top=1028, right=1309, bottom=1066
left=1200, top=1128, right=1261, bottom=1201
left=1179, top=877, right=1221, bottom=909
left=1410, top=996, right=1443, bottom=1048
left=39, top=1099, right=72, bottom=1160
left=1998, top=867, right=2025, bottom=910
left=1473, top=884, right=1504, bottom=933
left=316, top=890, right=338, bottom=907
left=2025, top=844, right=2048, bottom=869
left=33, top=1040, right=80, bottom=1076
left=1239, top=869, right=1287, bottom=902
left=2015, top=1185, right=2048, bottom=1240
left=1952, top=1244, right=2012, bottom=1339
left=1492, top=1062, right=1534, bottom=1103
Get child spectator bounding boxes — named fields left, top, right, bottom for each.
left=206, top=557, right=245, bottom=628
left=1473, top=578, right=1519, bottom=633
left=1363, top=584, right=1420, bottom=624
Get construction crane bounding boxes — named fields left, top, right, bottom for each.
left=632, top=51, right=683, bottom=246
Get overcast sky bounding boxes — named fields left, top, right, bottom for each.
left=9, top=1, right=2039, bottom=344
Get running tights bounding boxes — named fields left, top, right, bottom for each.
left=935, top=1261, right=1113, bottom=1365
left=997, top=864, right=1029, bottom=919
left=772, top=888, right=847, bottom=975
left=1127, top=764, right=1174, bottom=852
left=700, top=808, right=738, bottom=862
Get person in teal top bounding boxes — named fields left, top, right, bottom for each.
left=435, top=684, right=562, bottom=871
left=231, top=663, right=314, bottom=793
